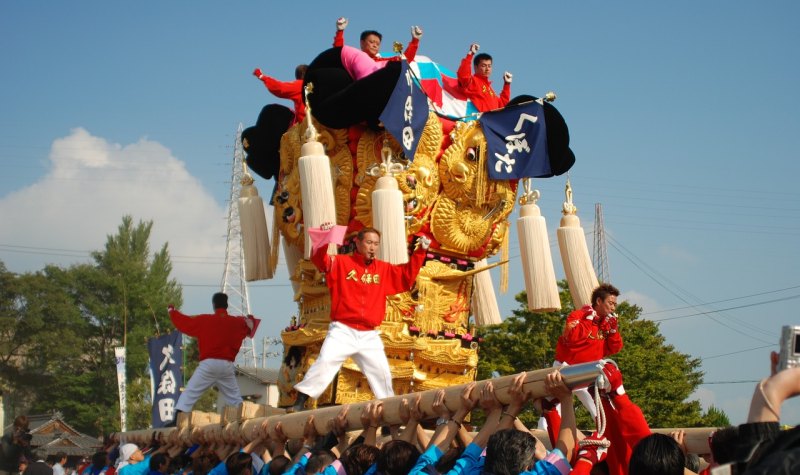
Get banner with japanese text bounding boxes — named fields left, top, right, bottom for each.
left=147, top=331, right=183, bottom=428
left=479, top=101, right=551, bottom=179
left=113, top=346, right=127, bottom=432
left=379, top=61, right=429, bottom=161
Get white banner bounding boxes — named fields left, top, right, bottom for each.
left=114, top=346, right=127, bottom=432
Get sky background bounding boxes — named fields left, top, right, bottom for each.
left=2, top=1, right=799, bottom=425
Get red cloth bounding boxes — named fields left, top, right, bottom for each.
left=257, top=76, right=305, bottom=122
left=569, top=459, right=595, bottom=475
left=456, top=52, right=510, bottom=112
left=311, top=245, right=426, bottom=330
left=554, top=305, right=623, bottom=364
left=168, top=308, right=249, bottom=361
left=601, top=394, right=651, bottom=475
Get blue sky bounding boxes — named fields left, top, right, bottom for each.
left=2, top=1, right=799, bottom=425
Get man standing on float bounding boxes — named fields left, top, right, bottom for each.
left=291, top=224, right=429, bottom=412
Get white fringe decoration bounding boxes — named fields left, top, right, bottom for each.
left=238, top=175, right=273, bottom=281
left=372, top=176, right=408, bottom=264
left=282, top=239, right=302, bottom=295
left=298, top=140, right=337, bottom=259
left=556, top=180, right=598, bottom=308
left=471, top=259, right=502, bottom=326
left=517, top=200, right=560, bottom=312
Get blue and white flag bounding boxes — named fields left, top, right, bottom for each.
left=479, top=101, right=551, bottom=179
left=148, top=331, right=183, bottom=428
left=379, top=61, right=429, bottom=161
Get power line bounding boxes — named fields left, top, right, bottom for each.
left=607, top=234, right=774, bottom=342
left=650, top=294, right=800, bottom=322
left=647, top=284, right=800, bottom=315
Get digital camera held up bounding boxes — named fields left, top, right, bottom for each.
left=778, top=325, right=800, bottom=371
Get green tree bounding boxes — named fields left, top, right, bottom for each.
left=477, top=281, right=726, bottom=429
left=2, top=216, right=183, bottom=434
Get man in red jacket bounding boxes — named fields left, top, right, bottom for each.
left=457, top=43, right=512, bottom=113
left=291, top=226, right=429, bottom=412
left=540, top=284, right=623, bottom=435
left=167, top=293, right=254, bottom=422
left=252, top=64, right=307, bottom=123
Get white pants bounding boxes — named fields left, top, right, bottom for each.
left=176, top=358, right=242, bottom=412
left=537, top=360, right=598, bottom=432
left=294, top=322, right=394, bottom=399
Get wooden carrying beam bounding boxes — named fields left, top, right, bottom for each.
left=117, top=361, right=712, bottom=455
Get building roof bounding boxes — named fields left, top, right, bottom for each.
left=5, top=412, right=102, bottom=458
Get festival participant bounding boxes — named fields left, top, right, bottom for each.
left=0, top=416, right=33, bottom=475
left=332, top=17, right=422, bottom=81
left=456, top=43, right=511, bottom=112
left=167, top=293, right=256, bottom=424
left=332, top=18, right=421, bottom=63
left=543, top=283, right=623, bottom=430
left=290, top=225, right=429, bottom=412
left=252, top=65, right=308, bottom=123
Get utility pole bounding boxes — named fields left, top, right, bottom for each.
left=593, top=203, right=610, bottom=283
left=221, top=123, right=256, bottom=367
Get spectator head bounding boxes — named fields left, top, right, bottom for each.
left=709, top=426, right=740, bottom=465
left=295, top=65, right=308, bottom=80
left=485, top=429, right=540, bottom=475
left=149, top=453, right=169, bottom=473
left=225, top=452, right=252, bottom=475
left=376, top=440, right=421, bottom=475
left=55, top=452, right=67, bottom=465
left=629, top=433, right=686, bottom=475
left=339, top=444, right=379, bottom=475
left=119, top=443, right=143, bottom=466
left=267, top=455, right=290, bottom=475
left=305, top=450, right=336, bottom=474
left=212, top=292, right=228, bottom=310
left=90, top=452, right=107, bottom=469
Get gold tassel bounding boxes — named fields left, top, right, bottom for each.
left=500, top=230, right=509, bottom=294
left=475, top=143, right=488, bottom=208
left=270, top=202, right=281, bottom=276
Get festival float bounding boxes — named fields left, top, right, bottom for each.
left=239, top=27, right=581, bottom=411
left=116, top=23, right=716, bottom=458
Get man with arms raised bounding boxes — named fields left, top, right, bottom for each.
left=290, top=225, right=429, bottom=411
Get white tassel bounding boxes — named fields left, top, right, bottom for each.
left=556, top=180, right=598, bottom=308
left=298, top=140, right=337, bottom=259
left=238, top=177, right=273, bottom=281
left=518, top=201, right=560, bottom=312
left=372, top=176, right=408, bottom=264
left=471, top=259, right=502, bottom=326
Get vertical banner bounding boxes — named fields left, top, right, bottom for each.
left=379, top=61, right=429, bottom=161
left=147, top=331, right=184, bottom=428
left=113, top=346, right=127, bottom=432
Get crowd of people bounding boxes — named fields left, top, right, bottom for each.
left=5, top=354, right=798, bottom=475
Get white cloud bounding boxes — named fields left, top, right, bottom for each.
left=0, top=127, right=226, bottom=289
left=0, top=129, right=295, bottom=363
left=622, top=290, right=664, bottom=313
left=657, top=245, right=698, bottom=265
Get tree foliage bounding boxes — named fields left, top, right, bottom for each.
left=0, top=216, right=182, bottom=434
left=477, top=281, right=727, bottom=428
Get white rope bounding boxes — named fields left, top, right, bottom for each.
left=592, top=373, right=608, bottom=438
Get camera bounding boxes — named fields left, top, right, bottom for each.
left=778, top=325, right=800, bottom=371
